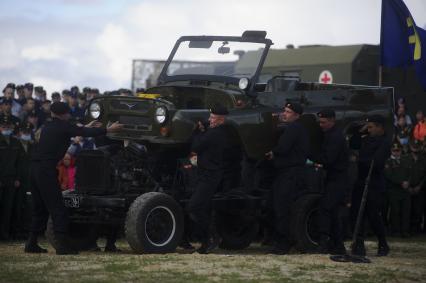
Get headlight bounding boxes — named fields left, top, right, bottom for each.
left=155, top=107, right=167, bottom=124
left=89, top=102, right=101, bottom=119
left=238, top=77, right=249, bottom=90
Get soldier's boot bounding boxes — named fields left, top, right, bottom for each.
left=24, top=232, right=48, bottom=253
left=351, top=239, right=366, bottom=256
left=105, top=238, right=121, bottom=253
left=178, top=236, right=195, bottom=251
left=377, top=240, right=390, bottom=257
left=55, top=232, right=78, bottom=255
left=331, top=241, right=347, bottom=255
left=196, top=234, right=220, bottom=254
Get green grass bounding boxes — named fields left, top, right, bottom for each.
left=0, top=237, right=426, bottom=283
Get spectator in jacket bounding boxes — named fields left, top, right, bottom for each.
left=57, top=154, right=76, bottom=191
left=413, top=110, right=426, bottom=142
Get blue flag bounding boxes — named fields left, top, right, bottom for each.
left=381, top=0, right=426, bottom=89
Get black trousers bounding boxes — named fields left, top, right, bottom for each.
left=317, top=173, right=347, bottom=246
left=30, top=160, right=69, bottom=234
left=271, top=167, right=306, bottom=248
left=0, top=177, right=17, bottom=240
left=351, top=185, right=387, bottom=243
left=187, top=169, right=222, bottom=242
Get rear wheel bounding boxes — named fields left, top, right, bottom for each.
left=45, top=218, right=99, bottom=251
left=216, top=210, right=259, bottom=250
left=125, top=192, right=184, bottom=254
left=290, top=194, right=321, bottom=252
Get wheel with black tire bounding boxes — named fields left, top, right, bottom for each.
left=290, top=194, right=321, bottom=252
left=216, top=210, right=259, bottom=250
left=125, top=192, right=184, bottom=254
left=45, top=218, right=99, bottom=251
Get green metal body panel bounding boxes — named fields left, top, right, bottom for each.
left=88, top=34, right=394, bottom=160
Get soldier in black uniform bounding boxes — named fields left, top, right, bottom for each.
left=0, top=115, right=24, bottom=240
left=350, top=115, right=391, bottom=256
left=265, top=102, right=309, bottom=254
left=312, top=109, right=349, bottom=254
left=24, top=102, right=123, bottom=255
left=11, top=122, right=35, bottom=239
left=0, top=98, right=21, bottom=133
left=187, top=105, right=229, bottom=254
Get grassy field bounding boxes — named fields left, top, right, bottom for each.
left=0, top=237, right=425, bottom=283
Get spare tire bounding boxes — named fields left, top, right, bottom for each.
left=216, top=210, right=259, bottom=250
left=125, top=192, right=184, bottom=254
left=45, top=218, right=99, bottom=251
left=290, top=194, right=321, bottom=252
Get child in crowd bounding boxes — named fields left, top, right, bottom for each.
left=57, top=153, right=76, bottom=191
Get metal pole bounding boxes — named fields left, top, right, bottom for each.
left=351, top=159, right=374, bottom=246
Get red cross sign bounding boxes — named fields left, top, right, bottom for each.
left=319, top=70, right=333, bottom=84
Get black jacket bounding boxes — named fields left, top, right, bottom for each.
left=191, top=125, right=227, bottom=171
left=0, top=135, right=23, bottom=180
left=357, top=135, right=391, bottom=192
left=272, top=120, right=309, bottom=170
left=32, top=118, right=107, bottom=163
left=314, top=125, right=349, bottom=176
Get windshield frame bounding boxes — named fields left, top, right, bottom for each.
left=158, top=35, right=273, bottom=90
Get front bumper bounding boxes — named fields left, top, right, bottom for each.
left=63, top=193, right=127, bottom=209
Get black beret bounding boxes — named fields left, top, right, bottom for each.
left=24, top=83, right=33, bottom=89
left=51, top=92, right=61, bottom=98
left=50, top=102, right=70, bottom=115
left=3, top=83, right=15, bottom=93
left=5, top=83, right=15, bottom=89
left=366, top=115, right=385, bottom=126
left=317, top=109, right=336, bottom=119
left=285, top=102, right=303, bottom=115
left=210, top=104, right=229, bottom=115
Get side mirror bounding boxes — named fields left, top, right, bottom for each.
left=218, top=46, right=230, bottom=54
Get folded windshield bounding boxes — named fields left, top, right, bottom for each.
left=166, top=40, right=266, bottom=78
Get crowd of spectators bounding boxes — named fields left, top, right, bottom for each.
left=384, top=98, right=426, bottom=237
left=0, top=82, right=135, bottom=241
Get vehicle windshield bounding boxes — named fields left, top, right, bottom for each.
left=166, top=40, right=266, bottom=79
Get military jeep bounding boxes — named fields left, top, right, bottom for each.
left=47, top=31, right=393, bottom=254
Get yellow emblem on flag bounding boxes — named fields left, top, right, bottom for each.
left=407, top=17, right=422, bottom=61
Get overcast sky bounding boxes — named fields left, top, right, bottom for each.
left=0, top=0, right=425, bottom=94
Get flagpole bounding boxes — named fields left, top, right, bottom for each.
left=379, top=0, right=385, bottom=87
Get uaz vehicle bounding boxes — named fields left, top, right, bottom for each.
left=46, top=31, right=393, bottom=253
